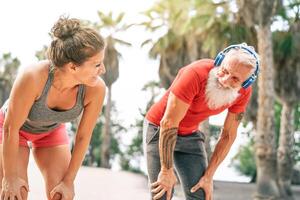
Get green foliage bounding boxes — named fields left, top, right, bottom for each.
left=233, top=103, right=300, bottom=181
left=119, top=117, right=144, bottom=173
left=294, top=104, right=300, bottom=162
left=35, top=45, right=48, bottom=61
left=119, top=80, right=163, bottom=173
left=231, top=139, right=256, bottom=182
left=0, top=53, right=20, bottom=105
left=79, top=103, right=125, bottom=167
left=275, top=102, right=282, bottom=146
left=295, top=103, right=300, bottom=131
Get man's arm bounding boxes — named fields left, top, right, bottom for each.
left=159, top=92, right=189, bottom=170
left=204, top=111, right=243, bottom=177
left=151, top=92, right=189, bottom=200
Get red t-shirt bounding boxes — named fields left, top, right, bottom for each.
left=146, top=59, right=252, bottom=135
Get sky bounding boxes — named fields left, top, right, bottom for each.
left=0, top=0, right=251, bottom=182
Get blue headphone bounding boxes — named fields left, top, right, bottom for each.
left=214, top=44, right=260, bottom=89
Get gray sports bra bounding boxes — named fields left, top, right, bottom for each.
left=1, top=67, right=85, bottom=133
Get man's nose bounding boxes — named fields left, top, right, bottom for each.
left=221, top=74, right=231, bottom=84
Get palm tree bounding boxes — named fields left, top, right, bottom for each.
left=95, top=11, right=132, bottom=168
left=0, top=53, right=20, bottom=105
left=35, top=45, right=48, bottom=60
left=140, top=0, right=203, bottom=88
left=273, top=4, right=300, bottom=198
left=236, top=0, right=282, bottom=199
left=141, top=0, right=260, bottom=167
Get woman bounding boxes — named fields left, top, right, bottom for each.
left=0, top=16, right=106, bottom=200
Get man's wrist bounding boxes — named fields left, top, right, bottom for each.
left=203, top=172, right=214, bottom=181
left=161, top=166, right=174, bottom=173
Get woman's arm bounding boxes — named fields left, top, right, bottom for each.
left=3, top=69, right=38, bottom=177
left=62, top=80, right=106, bottom=184
left=2, top=67, right=39, bottom=198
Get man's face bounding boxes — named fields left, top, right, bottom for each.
left=216, top=56, right=253, bottom=89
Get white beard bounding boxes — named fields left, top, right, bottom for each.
left=205, top=68, right=240, bottom=110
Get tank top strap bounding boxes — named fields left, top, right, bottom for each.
left=77, top=84, right=86, bottom=106
left=38, top=64, right=55, bottom=101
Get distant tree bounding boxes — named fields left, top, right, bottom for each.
left=0, top=53, right=20, bottom=105
left=273, top=4, right=300, bottom=197
left=35, top=45, right=48, bottom=60
left=237, top=0, right=282, bottom=198
left=232, top=139, right=257, bottom=183
left=120, top=81, right=162, bottom=173
left=94, top=11, right=132, bottom=168
left=82, top=102, right=125, bottom=167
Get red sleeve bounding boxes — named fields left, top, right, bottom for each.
left=170, top=67, right=201, bottom=105
left=228, top=87, right=252, bottom=113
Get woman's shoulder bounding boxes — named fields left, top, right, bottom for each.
left=83, top=78, right=106, bottom=106
left=16, top=60, right=50, bottom=97
left=17, top=60, right=49, bottom=86
left=20, top=60, right=49, bottom=79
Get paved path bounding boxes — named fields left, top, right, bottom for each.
left=27, top=155, right=181, bottom=200
left=27, top=155, right=300, bottom=199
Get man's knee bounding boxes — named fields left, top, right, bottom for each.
left=184, top=188, right=205, bottom=200
left=150, top=188, right=175, bottom=200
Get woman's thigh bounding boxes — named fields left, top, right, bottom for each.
left=32, top=145, right=71, bottom=199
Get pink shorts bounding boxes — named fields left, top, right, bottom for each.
left=0, top=112, right=69, bottom=148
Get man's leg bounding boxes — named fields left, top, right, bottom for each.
left=174, top=131, right=208, bottom=200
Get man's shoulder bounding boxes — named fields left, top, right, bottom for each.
left=238, top=85, right=252, bottom=95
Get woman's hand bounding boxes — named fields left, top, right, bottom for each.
left=1, top=176, right=29, bottom=200
left=50, top=180, right=74, bottom=200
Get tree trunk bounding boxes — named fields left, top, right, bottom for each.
left=254, top=24, right=280, bottom=200
left=101, top=85, right=111, bottom=168
left=277, top=102, right=295, bottom=200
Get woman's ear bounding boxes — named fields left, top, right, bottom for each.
left=66, top=62, right=78, bottom=73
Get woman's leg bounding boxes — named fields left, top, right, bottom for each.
left=0, top=145, right=30, bottom=199
left=32, top=145, right=71, bottom=200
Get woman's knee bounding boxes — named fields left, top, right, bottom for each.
left=20, top=185, right=29, bottom=200
left=46, top=192, right=62, bottom=200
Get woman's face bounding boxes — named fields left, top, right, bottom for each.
left=74, top=50, right=106, bottom=87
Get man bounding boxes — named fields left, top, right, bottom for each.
left=143, top=43, right=259, bottom=200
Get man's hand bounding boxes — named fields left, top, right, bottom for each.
left=151, top=168, right=177, bottom=200
left=190, top=175, right=213, bottom=200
